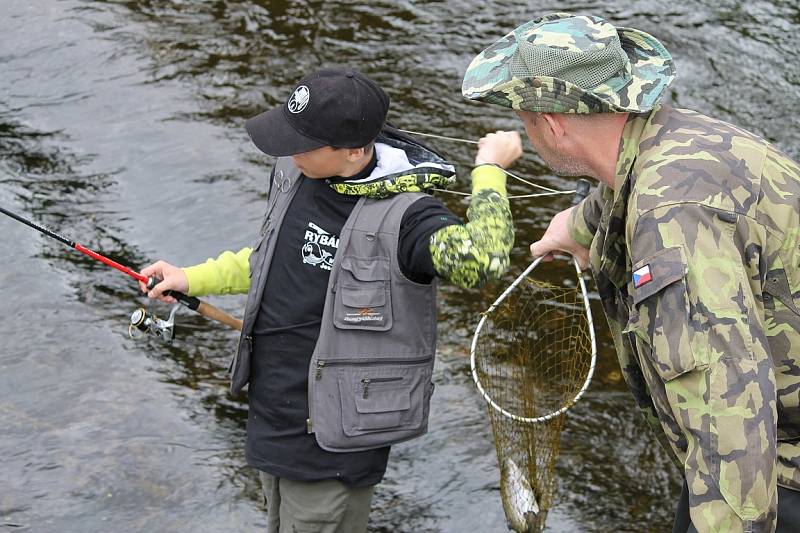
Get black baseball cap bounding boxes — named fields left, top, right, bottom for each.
left=245, top=67, right=390, bottom=157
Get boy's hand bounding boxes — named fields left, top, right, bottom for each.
left=139, top=260, right=189, bottom=304
left=475, top=131, right=523, bottom=169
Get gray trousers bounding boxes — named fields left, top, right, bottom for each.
left=258, top=470, right=375, bottom=533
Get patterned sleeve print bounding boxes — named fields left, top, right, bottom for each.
left=429, top=166, right=514, bottom=288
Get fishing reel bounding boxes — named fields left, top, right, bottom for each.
left=129, top=304, right=179, bottom=342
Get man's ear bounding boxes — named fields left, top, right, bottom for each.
left=540, top=113, right=565, bottom=141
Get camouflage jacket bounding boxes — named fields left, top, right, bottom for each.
left=568, top=104, right=800, bottom=532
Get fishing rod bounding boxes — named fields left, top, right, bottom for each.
left=0, top=206, right=243, bottom=339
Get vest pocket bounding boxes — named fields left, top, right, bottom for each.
left=333, top=256, right=393, bottom=331
left=339, top=365, right=428, bottom=437
left=625, top=247, right=698, bottom=381
left=310, top=359, right=433, bottom=451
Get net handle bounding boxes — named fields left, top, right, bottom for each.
left=469, top=256, right=598, bottom=424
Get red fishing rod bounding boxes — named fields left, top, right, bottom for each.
left=0, top=205, right=243, bottom=333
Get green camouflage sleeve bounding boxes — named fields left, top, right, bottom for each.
left=429, top=165, right=514, bottom=289
left=567, top=183, right=606, bottom=248
left=627, top=204, right=777, bottom=532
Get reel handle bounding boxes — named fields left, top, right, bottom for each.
left=571, top=179, right=591, bottom=206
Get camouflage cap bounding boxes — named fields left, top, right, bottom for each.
left=462, top=13, right=676, bottom=114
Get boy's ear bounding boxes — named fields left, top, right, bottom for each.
left=345, top=146, right=367, bottom=162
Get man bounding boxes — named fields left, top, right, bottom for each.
left=140, top=67, right=521, bottom=532
left=462, top=13, right=800, bottom=533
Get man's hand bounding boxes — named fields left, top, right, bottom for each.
left=529, top=207, right=590, bottom=269
left=475, top=131, right=523, bottom=169
left=139, top=260, right=189, bottom=304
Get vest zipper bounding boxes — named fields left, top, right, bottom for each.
left=314, top=360, right=326, bottom=380
left=313, top=357, right=433, bottom=381
left=230, top=335, right=253, bottom=372
left=361, top=377, right=403, bottom=399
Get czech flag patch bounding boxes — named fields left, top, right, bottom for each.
left=633, top=265, right=652, bottom=288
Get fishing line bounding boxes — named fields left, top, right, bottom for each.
left=399, top=128, right=571, bottom=196
left=433, top=188, right=576, bottom=200
left=396, top=128, right=479, bottom=145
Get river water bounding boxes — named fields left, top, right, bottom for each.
left=1, top=1, right=797, bottom=531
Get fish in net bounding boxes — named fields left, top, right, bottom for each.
left=471, top=256, right=597, bottom=532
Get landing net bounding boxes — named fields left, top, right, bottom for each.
left=471, top=256, right=596, bottom=532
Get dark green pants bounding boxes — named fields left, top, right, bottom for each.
left=259, top=471, right=375, bottom=533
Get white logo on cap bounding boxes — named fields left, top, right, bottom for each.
left=287, top=85, right=310, bottom=114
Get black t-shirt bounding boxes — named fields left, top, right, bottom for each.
left=246, top=161, right=460, bottom=487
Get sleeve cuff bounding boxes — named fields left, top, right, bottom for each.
left=471, top=164, right=507, bottom=197
left=182, top=264, right=214, bottom=296
left=567, top=200, right=595, bottom=249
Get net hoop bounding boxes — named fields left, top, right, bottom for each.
left=470, top=256, right=597, bottom=424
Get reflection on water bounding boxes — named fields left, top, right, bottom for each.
left=1, top=0, right=797, bottom=531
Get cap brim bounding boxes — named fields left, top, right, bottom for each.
left=245, top=106, right=327, bottom=157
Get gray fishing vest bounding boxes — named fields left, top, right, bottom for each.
left=230, top=157, right=438, bottom=452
